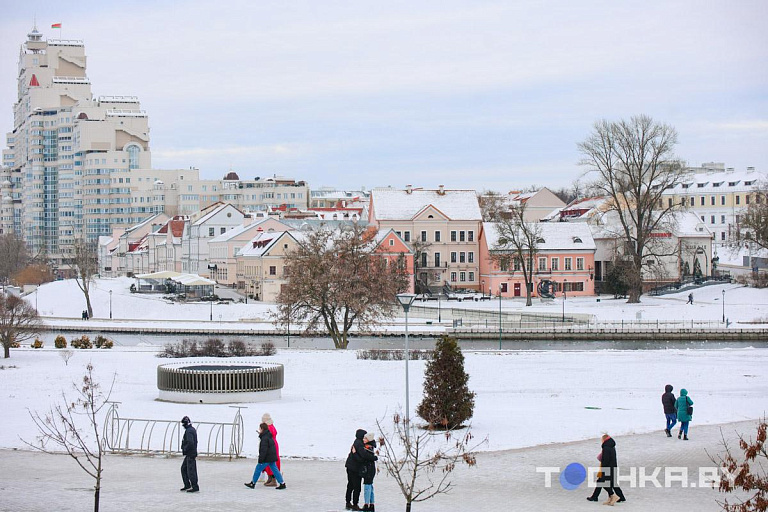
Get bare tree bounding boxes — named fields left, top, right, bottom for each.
left=0, top=294, right=42, bottom=358
left=578, top=115, right=685, bottom=302
left=410, top=238, right=434, bottom=294
left=709, top=418, right=767, bottom=512
left=73, top=238, right=98, bottom=318
left=736, top=183, right=768, bottom=252
left=276, top=224, right=409, bottom=349
left=376, top=412, right=485, bottom=512
left=0, top=233, right=30, bottom=285
left=490, top=203, right=541, bottom=306
left=478, top=190, right=509, bottom=222
left=23, top=363, right=114, bottom=512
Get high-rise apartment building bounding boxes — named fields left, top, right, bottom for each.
left=1, top=27, right=150, bottom=273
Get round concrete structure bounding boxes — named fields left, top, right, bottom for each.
left=157, top=360, right=283, bottom=403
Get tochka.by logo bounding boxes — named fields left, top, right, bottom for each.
left=536, top=463, right=739, bottom=489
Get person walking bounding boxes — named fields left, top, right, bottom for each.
left=344, top=429, right=367, bottom=511
left=361, top=432, right=378, bottom=511
left=687, top=293, right=694, bottom=304
left=586, top=434, right=626, bottom=505
left=676, top=389, right=694, bottom=440
left=260, top=413, right=281, bottom=487
left=180, top=416, right=199, bottom=493
left=662, top=384, right=677, bottom=437
left=244, top=422, right=287, bottom=490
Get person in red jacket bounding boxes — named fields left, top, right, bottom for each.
left=261, top=413, right=281, bottom=486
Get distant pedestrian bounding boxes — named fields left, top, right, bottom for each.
left=361, top=432, right=378, bottom=511
left=586, top=434, right=626, bottom=505
left=662, top=384, right=677, bottom=437
left=82, top=310, right=87, bottom=320
left=260, top=413, right=280, bottom=486
left=686, top=293, right=693, bottom=304
left=180, top=416, right=199, bottom=493
left=244, top=423, right=286, bottom=490
left=345, top=429, right=367, bottom=511
left=676, top=389, right=694, bottom=440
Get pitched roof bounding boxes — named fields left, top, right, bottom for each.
left=484, top=221, right=596, bottom=251
left=372, top=188, right=482, bottom=221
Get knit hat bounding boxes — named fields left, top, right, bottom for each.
left=262, top=412, right=273, bottom=425
left=363, top=432, right=376, bottom=442
left=181, top=416, right=191, bottom=427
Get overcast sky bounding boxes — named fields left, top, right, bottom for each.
left=1, top=1, right=766, bottom=192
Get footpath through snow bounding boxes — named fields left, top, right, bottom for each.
left=0, top=420, right=758, bottom=512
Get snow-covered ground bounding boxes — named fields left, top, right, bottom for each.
left=2, top=346, right=766, bottom=459
left=27, top=277, right=768, bottom=331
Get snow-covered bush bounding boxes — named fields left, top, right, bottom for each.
left=31, top=338, right=44, bottom=349
left=94, top=335, right=113, bottom=349
left=71, top=335, right=93, bottom=349
left=54, top=335, right=67, bottom=349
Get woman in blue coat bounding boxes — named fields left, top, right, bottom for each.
left=675, top=389, right=693, bottom=440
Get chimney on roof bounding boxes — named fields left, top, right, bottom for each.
left=405, top=184, right=412, bottom=194
left=437, top=184, right=445, bottom=195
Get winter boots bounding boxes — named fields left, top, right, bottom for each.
left=244, top=482, right=256, bottom=489
left=664, top=428, right=671, bottom=437
left=603, top=494, right=620, bottom=506
left=678, top=431, right=682, bottom=439
left=264, top=475, right=278, bottom=487
left=275, top=483, right=287, bottom=490
left=683, top=435, right=689, bottom=440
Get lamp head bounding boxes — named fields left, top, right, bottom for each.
left=396, top=293, right=416, bottom=311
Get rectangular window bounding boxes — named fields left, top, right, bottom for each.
left=459, top=231, right=466, bottom=242
left=721, top=195, right=726, bottom=205
left=208, top=227, right=215, bottom=236
left=577, top=258, right=584, bottom=270
left=450, top=272, right=457, bottom=282
left=434, top=231, right=441, bottom=242
left=721, top=232, right=726, bottom=241
left=551, top=258, right=559, bottom=271
left=269, top=266, right=276, bottom=276
left=700, top=196, right=705, bottom=206
left=736, top=196, right=740, bottom=205
left=451, top=231, right=457, bottom=242
left=538, top=257, right=547, bottom=271
left=404, top=231, right=411, bottom=242
left=668, top=198, right=672, bottom=208
left=468, top=252, right=474, bottom=263
left=711, top=196, right=715, bottom=205
left=468, top=271, right=474, bottom=282
left=711, top=215, right=715, bottom=224
left=513, top=258, right=521, bottom=271
left=451, top=252, right=457, bottom=263
left=459, top=252, right=466, bottom=263
left=421, top=253, right=427, bottom=267
left=690, top=197, right=694, bottom=206
left=220, top=227, right=226, bottom=234
left=501, top=283, right=508, bottom=293
left=468, top=231, right=474, bottom=242
left=420, top=231, right=427, bottom=242
left=434, top=253, right=441, bottom=267
left=565, top=257, right=572, bottom=270
left=460, top=272, right=466, bottom=282
left=721, top=215, right=726, bottom=224
left=746, top=195, right=751, bottom=205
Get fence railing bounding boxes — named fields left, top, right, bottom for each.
left=157, top=361, right=284, bottom=394
left=102, top=402, right=245, bottom=459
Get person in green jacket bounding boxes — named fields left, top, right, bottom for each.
left=675, top=389, right=693, bottom=440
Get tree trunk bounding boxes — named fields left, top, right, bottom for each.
left=525, top=290, right=532, bottom=306
left=3, top=343, right=9, bottom=358
left=93, top=486, right=100, bottom=512
left=406, top=502, right=412, bottom=512
left=85, top=291, right=93, bottom=319
left=627, top=287, right=641, bottom=304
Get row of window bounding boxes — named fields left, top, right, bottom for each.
left=395, top=229, right=475, bottom=243
left=537, top=257, right=586, bottom=271
left=669, top=194, right=762, bottom=208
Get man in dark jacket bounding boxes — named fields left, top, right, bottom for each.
left=344, top=429, right=368, bottom=510
left=244, top=423, right=286, bottom=490
left=587, top=434, right=626, bottom=505
left=662, top=384, right=677, bottom=437
left=180, top=416, right=199, bottom=492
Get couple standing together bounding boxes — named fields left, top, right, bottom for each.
left=662, top=385, right=694, bottom=440
left=244, top=413, right=286, bottom=490
left=345, top=429, right=378, bottom=511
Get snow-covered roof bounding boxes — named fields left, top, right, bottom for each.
left=237, top=231, right=304, bottom=258
left=484, top=222, right=596, bottom=251
left=372, top=188, right=482, bottom=221
left=192, top=203, right=240, bottom=226
left=588, top=210, right=713, bottom=239
left=664, top=169, right=765, bottom=194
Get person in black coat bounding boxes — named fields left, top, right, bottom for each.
left=180, top=416, right=199, bottom=492
left=361, top=432, right=378, bottom=511
left=344, top=429, right=368, bottom=510
left=662, top=384, right=677, bottom=437
left=244, top=423, right=286, bottom=490
left=587, top=434, right=626, bottom=505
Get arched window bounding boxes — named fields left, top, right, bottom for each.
left=126, top=144, right=141, bottom=170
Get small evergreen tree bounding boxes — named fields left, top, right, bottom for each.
left=417, top=335, right=475, bottom=429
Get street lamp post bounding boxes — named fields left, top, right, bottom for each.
left=35, top=287, right=38, bottom=311
left=498, top=284, right=502, bottom=350
left=210, top=299, right=213, bottom=321
left=562, top=279, right=567, bottom=322
left=396, top=293, right=417, bottom=438
left=481, top=280, right=485, bottom=297
left=109, top=290, right=112, bottom=319
left=722, top=289, right=725, bottom=323
left=438, top=293, right=441, bottom=323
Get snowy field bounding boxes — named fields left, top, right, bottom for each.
left=27, top=277, right=768, bottom=332
left=2, top=346, right=766, bottom=459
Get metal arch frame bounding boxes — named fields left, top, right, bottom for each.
left=102, top=402, right=246, bottom=460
